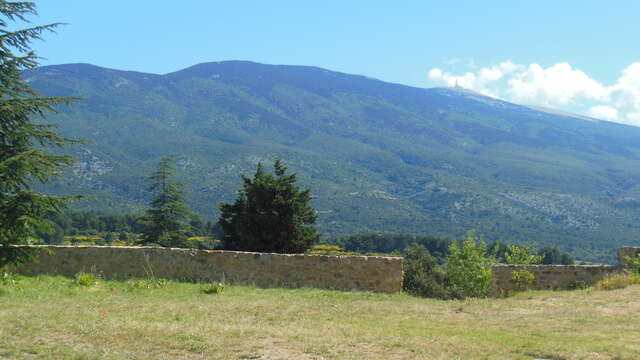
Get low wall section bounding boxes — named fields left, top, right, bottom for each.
left=13, top=246, right=404, bottom=293
left=492, top=246, right=640, bottom=295
left=492, top=264, right=620, bottom=295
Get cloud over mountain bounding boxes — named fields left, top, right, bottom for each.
left=429, top=61, right=640, bottom=126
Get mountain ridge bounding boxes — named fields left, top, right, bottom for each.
left=27, top=60, right=640, bottom=263
left=34, top=61, right=618, bottom=126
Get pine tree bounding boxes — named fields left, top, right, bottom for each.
left=0, top=1, right=78, bottom=265
left=219, top=159, right=320, bottom=253
left=139, top=157, right=191, bottom=247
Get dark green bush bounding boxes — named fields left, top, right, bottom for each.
left=403, top=244, right=450, bottom=299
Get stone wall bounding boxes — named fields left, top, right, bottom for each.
left=12, top=246, right=403, bottom=293
left=492, top=264, right=621, bottom=296
left=618, top=247, right=640, bottom=267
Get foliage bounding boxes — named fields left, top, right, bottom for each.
left=403, top=244, right=450, bottom=299
left=0, top=246, right=41, bottom=268
left=336, top=233, right=451, bottom=261
left=74, top=271, right=100, bottom=287
left=624, top=254, right=640, bottom=275
left=537, top=246, right=574, bottom=265
left=0, top=1, right=78, bottom=264
left=139, top=157, right=192, bottom=247
left=503, top=245, right=542, bottom=293
left=0, top=270, right=19, bottom=286
left=511, top=270, right=536, bottom=291
left=199, top=282, right=226, bottom=294
left=219, top=159, right=319, bottom=253
left=504, top=245, right=543, bottom=265
left=445, top=231, right=495, bottom=298
left=593, top=273, right=640, bottom=291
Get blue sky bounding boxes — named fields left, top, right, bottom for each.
left=31, top=1, right=640, bottom=125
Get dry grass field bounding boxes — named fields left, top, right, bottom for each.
left=0, top=274, right=639, bottom=359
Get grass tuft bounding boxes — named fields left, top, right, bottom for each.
left=0, top=270, right=19, bottom=286
left=73, top=271, right=100, bottom=287
left=199, top=282, right=226, bottom=294
left=125, top=278, right=171, bottom=290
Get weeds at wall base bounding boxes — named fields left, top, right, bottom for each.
left=125, top=278, right=172, bottom=291
left=1, top=269, right=19, bottom=286
left=593, top=273, right=640, bottom=291
left=74, top=271, right=101, bottom=287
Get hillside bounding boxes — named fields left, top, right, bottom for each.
left=27, top=61, right=640, bottom=262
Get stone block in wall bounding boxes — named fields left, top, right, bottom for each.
left=618, top=247, right=640, bottom=268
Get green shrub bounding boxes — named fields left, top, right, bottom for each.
left=199, top=282, right=226, bottom=294
left=446, top=231, right=494, bottom=299
left=625, top=254, right=640, bottom=275
left=594, top=274, right=640, bottom=291
left=505, top=245, right=541, bottom=292
left=403, top=244, right=450, bottom=299
left=511, top=269, right=536, bottom=291
left=74, top=271, right=100, bottom=287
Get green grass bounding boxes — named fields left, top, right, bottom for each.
left=1, top=275, right=639, bottom=359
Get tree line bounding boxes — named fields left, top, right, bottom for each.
left=334, top=233, right=573, bottom=265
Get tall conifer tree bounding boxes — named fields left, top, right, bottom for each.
left=0, top=1, right=78, bottom=265
left=139, top=157, right=191, bottom=247
left=219, top=159, right=319, bottom=253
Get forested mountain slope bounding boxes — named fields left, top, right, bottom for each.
left=28, top=61, right=640, bottom=262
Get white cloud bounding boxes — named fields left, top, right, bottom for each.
left=428, top=68, right=443, bottom=81
left=587, top=105, right=618, bottom=121
left=506, top=63, right=609, bottom=106
left=427, top=60, right=640, bottom=126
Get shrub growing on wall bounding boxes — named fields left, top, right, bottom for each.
left=505, top=245, right=542, bottom=292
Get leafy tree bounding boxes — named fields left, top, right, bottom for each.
left=446, top=231, right=495, bottom=298
left=219, top=159, right=319, bottom=253
left=0, top=1, right=78, bottom=266
left=139, top=157, right=191, bottom=247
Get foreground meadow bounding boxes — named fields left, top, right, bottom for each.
left=0, top=275, right=638, bottom=360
